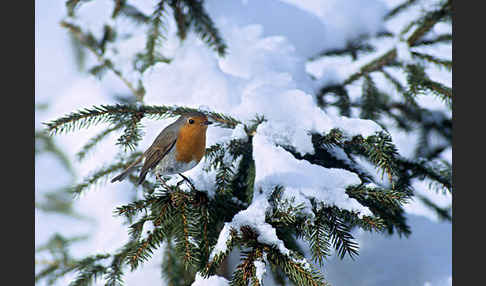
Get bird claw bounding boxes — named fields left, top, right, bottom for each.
left=156, top=174, right=171, bottom=189
left=178, top=173, right=196, bottom=191
left=156, top=173, right=196, bottom=191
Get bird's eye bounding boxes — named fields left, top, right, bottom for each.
left=188, top=119, right=195, bottom=124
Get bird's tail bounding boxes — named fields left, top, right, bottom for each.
left=111, top=155, right=144, bottom=183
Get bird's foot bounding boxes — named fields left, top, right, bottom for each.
left=178, top=173, right=196, bottom=191
left=156, top=174, right=171, bottom=189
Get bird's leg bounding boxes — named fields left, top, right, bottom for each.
left=178, top=173, right=196, bottom=190
left=156, top=173, right=170, bottom=189
left=176, top=178, right=185, bottom=188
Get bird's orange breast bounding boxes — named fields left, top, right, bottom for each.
left=175, top=126, right=207, bottom=163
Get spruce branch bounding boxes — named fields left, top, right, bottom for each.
left=66, top=0, right=93, bottom=17
left=266, top=247, right=328, bottom=286
left=171, top=0, right=190, bottom=40
left=194, top=199, right=213, bottom=268
left=317, top=84, right=351, bottom=116
left=35, top=263, right=62, bottom=284
left=405, top=64, right=452, bottom=106
left=406, top=0, right=452, bottom=46
left=416, top=194, right=451, bottom=221
left=214, top=222, right=329, bottom=286
left=151, top=192, right=179, bottom=229
left=310, top=37, right=375, bottom=61
left=203, top=227, right=238, bottom=276
left=283, top=134, right=375, bottom=185
left=397, top=158, right=452, bottom=192
left=313, top=129, right=400, bottom=183
left=114, top=196, right=156, bottom=219
left=35, top=130, right=75, bottom=176
left=314, top=207, right=359, bottom=260
left=35, top=234, right=91, bottom=284
left=117, top=3, right=151, bottom=24
left=347, top=183, right=411, bottom=236
left=360, top=132, right=400, bottom=182
left=127, top=228, right=165, bottom=270
left=332, top=208, right=387, bottom=232
left=44, top=104, right=241, bottom=136
left=361, top=74, right=382, bottom=120
left=111, top=0, right=127, bottom=19
left=104, top=251, right=128, bottom=286
left=41, top=2, right=452, bottom=284
left=413, top=33, right=452, bottom=46
left=36, top=190, right=89, bottom=220
left=60, top=21, right=145, bottom=101
left=100, top=24, right=117, bottom=54
left=384, top=0, right=418, bottom=20
left=44, top=104, right=134, bottom=135
left=162, top=238, right=197, bottom=285
left=230, top=248, right=265, bottom=286
left=182, top=0, right=227, bottom=56
left=343, top=48, right=398, bottom=85
left=268, top=186, right=306, bottom=227
left=346, top=185, right=409, bottom=213
left=204, top=139, right=247, bottom=195
left=306, top=219, right=331, bottom=267
left=68, top=254, right=112, bottom=286
left=128, top=215, right=150, bottom=241
left=411, top=51, right=452, bottom=71
left=76, top=122, right=124, bottom=161
left=70, top=265, right=107, bottom=286
left=69, top=30, right=88, bottom=72
left=215, top=165, right=236, bottom=195
left=138, top=0, right=169, bottom=73
left=117, top=114, right=145, bottom=151
left=175, top=202, right=202, bottom=269
left=70, top=155, right=139, bottom=197
left=36, top=233, right=89, bottom=255
left=380, top=68, right=405, bottom=92
left=312, top=0, right=452, bottom=134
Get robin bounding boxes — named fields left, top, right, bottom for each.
left=111, top=112, right=213, bottom=187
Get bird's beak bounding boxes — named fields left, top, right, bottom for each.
left=204, top=120, right=213, bottom=125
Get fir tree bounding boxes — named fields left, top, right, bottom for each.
left=309, top=0, right=452, bottom=220
left=36, top=0, right=451, bottom=285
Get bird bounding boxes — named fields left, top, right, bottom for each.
left=111, top=111, right=213, bottom=187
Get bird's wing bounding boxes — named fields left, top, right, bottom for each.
left=137, top=129, right=177, bottom=184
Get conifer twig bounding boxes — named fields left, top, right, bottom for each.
left=60, top=21, right=145, bottom=102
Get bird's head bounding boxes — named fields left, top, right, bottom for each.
left=179, top=112, right=213, bottom=135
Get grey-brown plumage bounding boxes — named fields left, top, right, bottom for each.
left=111, top=112, right=212, bottom=185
